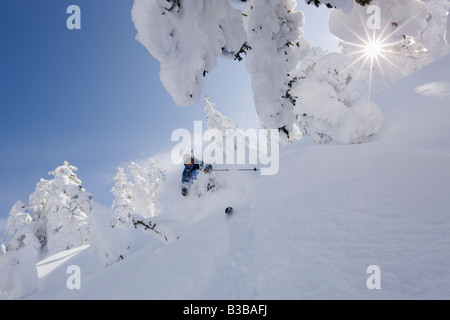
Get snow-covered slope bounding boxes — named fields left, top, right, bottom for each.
left=22, top=54, right=450, bottom=300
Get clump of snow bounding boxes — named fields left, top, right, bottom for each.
left=329, top=0, right=428, bottom=45
left=415, top=81, right=450, bottom=100
left=446, top=12, right=450, bottom=45
left=0, top=251, right=38, bottom=300
left=336, top=100, right=382, bottom=144
left=419, top=0, right=450, bottom=62
left=87, top=203, right=132, bottom=267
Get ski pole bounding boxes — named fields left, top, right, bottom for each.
left=237, top=167, right=259, bottom=171
left=211, top=167, right=259, bottom=172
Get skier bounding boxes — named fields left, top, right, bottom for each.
left=181, top=154, right=214, bottom=196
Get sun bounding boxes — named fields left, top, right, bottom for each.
left=333, top=6, right=426, bottom=103
left=364, top=39, right=384, bottom=58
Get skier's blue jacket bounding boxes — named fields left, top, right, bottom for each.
left=181, top=161, right=212, bottom=185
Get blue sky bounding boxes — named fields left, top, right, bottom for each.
left=0, top=0, right=337, bottom=227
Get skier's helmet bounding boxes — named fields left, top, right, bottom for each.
left=183, top=153, right=194, bottom=165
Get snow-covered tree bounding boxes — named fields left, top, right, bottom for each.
left=5, top=161, right=92, bottom=260
left=110, top=160, right=167, bottom=243
left=204, top=96, right=239, bottom=133
left=111, top=160, right=166, bottom=224
left=110, top=167, right=134, bottom=228
left=131, top=0, right=247, bottom=106
left=44, top=162, right=92, bottom=253
left=129, top=160, right=166, bottom=218
left=292, top=48, right=384, bottom=144
left=204, top=96, right=243, bottom=161
left=243, top=0, right=309, bottom=141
